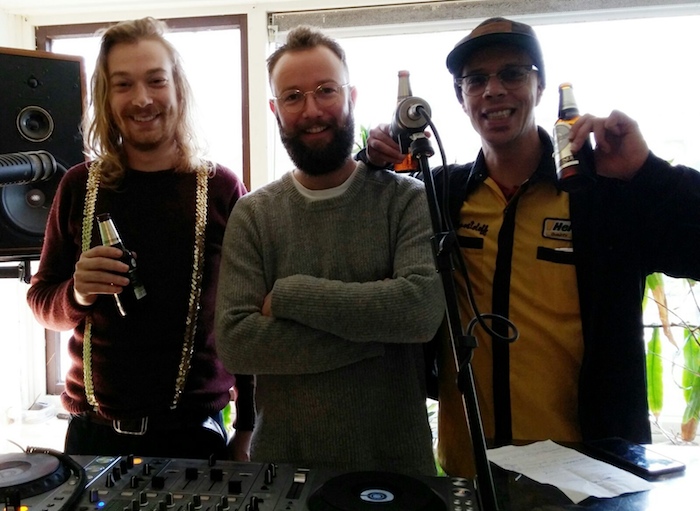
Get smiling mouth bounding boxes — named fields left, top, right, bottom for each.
left=484, top=109, right=514, bottom=120
left=305, top=125, right=328, bottom=134
left=133, top=113, right=158, bottom=122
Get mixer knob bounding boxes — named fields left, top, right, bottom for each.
left=105, top=473, right=116, bottom=488
left=89, top=489, right=100, bottom=503
left=126, top=454, right=135, bottom=469
left=139, top=491, right=149, bottom=506
left=192, top=494, right=202, bottom=509
left=130, top=475, right=140, bottom=489
left=143, top=463, right=152, bottom=476
left=151, top=476, right=165, bottom=490
left=220, top=496, right=230, bottom=510
left=228, top=480, right=242, bottom=495
left=165, top=492, right=175, bottom=507
left=113, top=466, right=122, bottom=481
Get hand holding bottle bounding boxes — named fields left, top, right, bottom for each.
left=366, top=123, right=404, bottom=167
left=96, top=212, right=147, bottom=316
left=73, top=245, right=132, bottom=307
left=569, top=109, right=650, bottom=181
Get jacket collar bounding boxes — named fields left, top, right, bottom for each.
left=466, top=126, right=558, bottom=197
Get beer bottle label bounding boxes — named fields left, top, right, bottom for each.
left=554, top=122, right=579, bottom=170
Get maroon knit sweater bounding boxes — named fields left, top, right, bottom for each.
left=27, top=161, right=253, bottom=429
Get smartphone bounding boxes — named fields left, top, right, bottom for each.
left=583, top=437, right=686, bottom=478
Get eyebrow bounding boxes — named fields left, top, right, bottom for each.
left=109, top=68, right=169, bottom=79
left=464, top=63, right=532, bottom=74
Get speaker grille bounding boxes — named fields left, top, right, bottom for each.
left=0, top=47, right=85, bottom=261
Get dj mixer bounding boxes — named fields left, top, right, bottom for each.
left=0, top=451, right=480, bottom=511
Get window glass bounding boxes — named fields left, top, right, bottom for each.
left=269, top=13, right=700, bottom=439
left=51, top=28, right=243, bottom=175
left=47, top=27, right=243, bottom=385
left=271, top=15, right=700, bottom=178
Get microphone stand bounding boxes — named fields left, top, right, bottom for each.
left=0, top=258, right=33, bottom=283
left=409, top=134, right=499, bottom=511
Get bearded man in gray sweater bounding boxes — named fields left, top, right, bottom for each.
left=215, top=26, right=445, bottom=476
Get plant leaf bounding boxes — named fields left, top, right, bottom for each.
left=683, top=327, right=700, bottom=401
left=649, top=274, right=677, bottom=348
left=646, top=327, right=663, bottom=418
left=681, top=377, right=700, bottom=442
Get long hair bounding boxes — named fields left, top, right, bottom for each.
left=267, top=25, right=349, bottom=80
left=84, top=17, right=204, bottom=188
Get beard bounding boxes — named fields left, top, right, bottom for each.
left=278, top=112, right=355, bottom=176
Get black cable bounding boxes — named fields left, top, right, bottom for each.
left=25, top=446, right=87, bottom=511
left=416, top=105, right=519, bottom=345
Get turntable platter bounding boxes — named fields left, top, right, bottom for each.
left=307, top=471, right=448, bottom=511
left=0, top=453, right=70, bottom=499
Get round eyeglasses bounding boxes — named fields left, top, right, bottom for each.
left=455, top=65, right=538, bottom=97
left=273, top=82, right=350, bottom=113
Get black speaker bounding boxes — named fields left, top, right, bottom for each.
left=0, top=47, right=85, bottom=262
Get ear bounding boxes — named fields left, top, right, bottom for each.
left=535, top=80, right=544, bottom=106
left=349, top=85, right=358, bottom=109
left=269, top=98, right=277, bottom=115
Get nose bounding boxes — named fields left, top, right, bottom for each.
left=484, top=74, right=507, bottom=96
left=131, top=82, right=153, bottom=107
left=301, top=91, right=323, bottom=116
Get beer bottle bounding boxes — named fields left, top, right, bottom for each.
left=553, top=83, right=596, bottom=193
left=96, top=212, right=147, bottom=316
left=393, top=70, right=419, bottom=172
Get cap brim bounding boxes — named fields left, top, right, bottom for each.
left=446, top=33, right=542, bottom=75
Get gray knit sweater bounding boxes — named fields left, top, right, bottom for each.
left=215, top=163, right=445, bottom=476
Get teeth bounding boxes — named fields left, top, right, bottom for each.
left=486, top=109, right=511, bottom=120
left=133, top=114, right=156, bottom=122
left=306, top=126, right=326, bottom=134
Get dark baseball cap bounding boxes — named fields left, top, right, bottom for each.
left=446, top=17, right=545, bottom=87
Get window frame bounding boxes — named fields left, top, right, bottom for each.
left=35, top=14, right=250, bottom=190
left=36, top=15, right=250, bottom=396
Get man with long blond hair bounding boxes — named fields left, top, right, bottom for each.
left=27, top=17, right=253, bottom=459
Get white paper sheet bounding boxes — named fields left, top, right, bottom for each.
left=487, top=439, right=654, bottom=504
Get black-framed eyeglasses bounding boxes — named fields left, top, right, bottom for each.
left=273, top=82, right=350, bottom=113
left=455, top=65, right=538, bottom=97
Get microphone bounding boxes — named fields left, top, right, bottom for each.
left=0, top=151, right=57, bottom=187
left=389, top=96, right=432, bottom=147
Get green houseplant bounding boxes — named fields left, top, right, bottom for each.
left=645, top=274, right=700, bottom=442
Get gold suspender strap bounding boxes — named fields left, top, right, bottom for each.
left=80, top=161, right=209, bottom=412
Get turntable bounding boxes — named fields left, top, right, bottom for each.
left=0, top=451, right=479, bottom=511
left=0, top=452, right=71, bottom=500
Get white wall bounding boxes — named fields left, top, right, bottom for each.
left=0, top=11, right=33, bottom=49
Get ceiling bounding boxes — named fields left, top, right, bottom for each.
left=0, top=0, right=325, bottom=18
left=0, top=0, right=388, bottom=17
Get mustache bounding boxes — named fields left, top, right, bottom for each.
left=124, top=106, right=161, bottom=117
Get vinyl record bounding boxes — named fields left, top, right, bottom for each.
left=0, top=453, right=70, bottom=499
left=307, top=471, right=447, bottom=511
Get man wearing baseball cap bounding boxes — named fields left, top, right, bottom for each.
left=361, top=17, right=700, bottom=477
